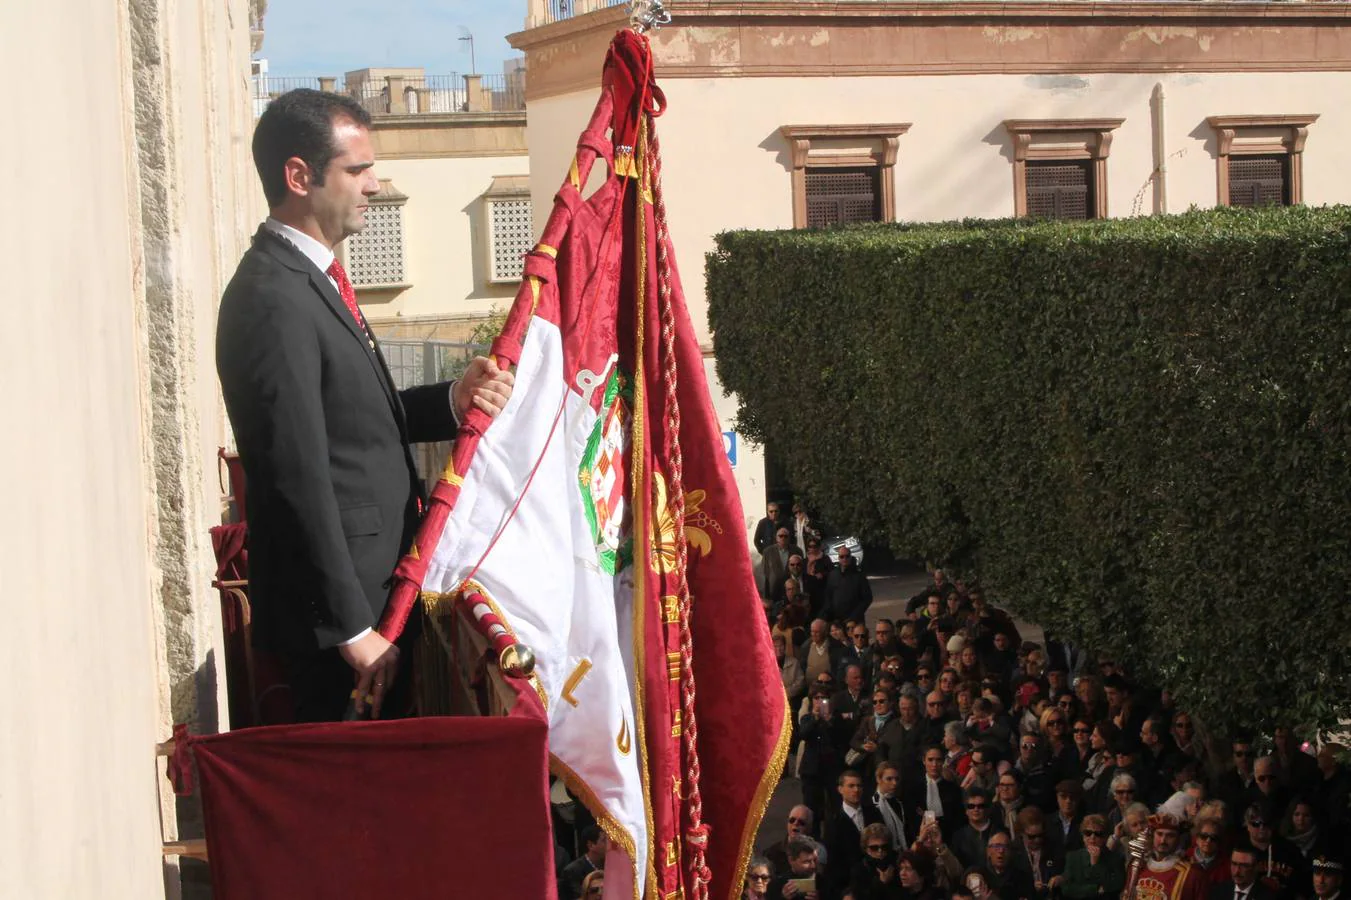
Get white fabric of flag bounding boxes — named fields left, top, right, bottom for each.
left=420, top=316, right=647, bottom=899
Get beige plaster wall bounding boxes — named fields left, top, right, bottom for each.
left=524, top=69, right=1351, bottom=529
left=360, top=154, right=532, bottom=324
left=2, top=0, right=256, bottom=896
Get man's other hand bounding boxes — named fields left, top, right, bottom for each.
left=454, top=356, right=515, bottom=420
left=339, top=630, right=400, bottom=719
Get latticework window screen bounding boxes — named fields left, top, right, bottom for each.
left=1228, top=155, right=1289, bottom=208
left=347, top=202, right=406, bottom=286
left=488, top=197, right=533, bottom=282
left=804, top=168, right=881, bottom=228
left=1025, top=160, right=1093, bottom=220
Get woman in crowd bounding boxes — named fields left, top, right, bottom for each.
left=1074, top=675, right=1107, bottom=724
left=1280, top=796, right=1326, bottom=897
left=1070, top=717, right=1096, bottom=771
left=896, top=849, right=941, bottom=900
left=1082, top=722, right=1120, bottom=795
left=852, top=823, right=904, bottom=899
left=742, top=855, right=772, bottom=900
left=1106, top=773, right=1137, bottom=830
left=954, top=644, right=985, bottom=683
left=580, top=870, right=605, bottom=899
left=1109, top=802, right=1150, bottom=852
left=1061, top=813, right=1124, bottom=899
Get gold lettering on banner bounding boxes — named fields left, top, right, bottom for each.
left=671, top=709, right=683, bottom=738
left=662, top=595, right=680, bottom=625
left=562, top=659, right=593, bottom=707
left=617, top=718, right=632, bottom=756
left=664, top=890, right=684, bottom=900
left=666, top=651, right=682, bottom=682
left=666, top=840, right=678, bottom=867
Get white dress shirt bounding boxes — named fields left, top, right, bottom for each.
left=926, top=775, right=944, bottom=814
left=842, top=801, right=864, bottom=831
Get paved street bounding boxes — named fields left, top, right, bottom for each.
left=753, top=564, right=1045, bottom=854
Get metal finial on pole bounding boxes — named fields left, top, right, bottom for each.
left=630, top=0, right=671, bottom=33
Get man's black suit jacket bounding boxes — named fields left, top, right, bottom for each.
left=825, top=803, right=884, bottom=898
left=217, top=228, right=456, bottom=664
left=1207, top=880, right=1277, bottom=900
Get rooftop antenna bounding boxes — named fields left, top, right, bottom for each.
left=630, top=0, right=671, bottom=34
left=458, top=27, right=477, bottom=74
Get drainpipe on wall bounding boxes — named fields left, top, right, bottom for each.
left=1152, top=82, right=1168, bottom=214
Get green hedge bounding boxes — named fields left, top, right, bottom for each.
left=706, top=207, right=1351, bottom=735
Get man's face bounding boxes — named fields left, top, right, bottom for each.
left=1057, top=791, right=1077, bottom=817
left=787, top=807, right=810, bottom=835
left=1230, top=852, right=1257, bottom=888
left=307, top=118, right=380, bottom=245
left=1246, top=814, right=1273, bottom=846
left=916, top=668, right=934, bottom=690
left=874, top=692, right=892, bottom=718
left=877, top=767, right=899, bottom=796
left=845, top=666, right=863, bottom=692
left=924, top=748, right=944, bottom=778
left=776, top=528, right=790, bottom=547
left=875, top=622, right=895, bottom=646
left=784, top=580, right=798, bottom=600
left=788, top=554, right=803, bottom=576
left=993, top=632, right=1010, bottom=651
left=996, top=775, right=1019, bottom=803
left=838, top=549, right=852, bottom=568
left=1152, top=827, right=1179, bottom=858
left=899, top=696, right=919, bottom=724
left=926, top=693, right=946, bottom=720
left=839, top=776, right=864, bottom=807
left=901, top=628, right=919, bottom=648
left=966, top=794, right=989, bottom=825
left=971, top=752, right=990, bottom=775
left=927, top=596, right=941, bottom=617
left=767, top=504, right=779, bottom=520
left=934, top=569, right=946, bottom=586
left=1020, top=737, right=1039, bottom=760
left=986, top=834, right=1011, bottom=868
left=1255, top=762, right=1278, bottom=795
left=1141, top=721, right=1158, bottom=747
left=1115, top=750, right=1135, bottom=771
left=1233, top=743, right=1253, bottom=771
left=1317, top=745, right=1339, bottom=775
left=1172, top=715, right=1194, bottom=745
left=1048, top=670, right=1067, bottom=692
left=810, top=622, right=827, bottom=645
left=1313, top=870, right=1342, bottom=899
left=852, top=626, right=869, bottom=649
left=1105, top=687, right=1122, bottom=708
left=789, top=849, right=817, bottom=876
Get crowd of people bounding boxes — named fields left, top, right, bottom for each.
left=746, top=504, right=1350, bottom=900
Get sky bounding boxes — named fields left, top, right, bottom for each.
left=259, top=0, right=527, bottom=78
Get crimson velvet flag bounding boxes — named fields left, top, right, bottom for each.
left=380, top=31, right=789, bottom=900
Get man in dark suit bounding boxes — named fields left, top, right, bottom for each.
left=1208, top=844, right=1277, bottom=900
left=824, top=769, right=883, bottom=898
left=905, top=745, right=965, bottom=842
left=217, top=89, right=512, bottom=721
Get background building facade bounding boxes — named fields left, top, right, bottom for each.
left=512, top=1, right=1351, bottom=538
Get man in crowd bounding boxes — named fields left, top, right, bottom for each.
left=559, top=826, right=608, bottom=900
left=770, top=834, right=822, bottom=900
left=952, top=786, right=997, bottom=867
left=800, top=618, right=851, bottom=686
left=985, top=828, right=1036, bottom=900
left=1136, top=814, right=1206, bottom=900
left=1312, top=856, right=1344, bottom=900
left=824, top=548, right=872, bottom=623
left=754, top=501, right=783, bottom=555
left=908, top=744, right=964, bottom=841
left=765, top=806, right=829, bottom=876
left=880, top=693, right=926, bottom=776
left=763, top=526, right=804, bottom=601
left=825, top=770, right=883, bottom=897
left=1208, top=843, right=1275, bottom=900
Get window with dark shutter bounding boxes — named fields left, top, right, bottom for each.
left=1025, top=160, right=1094, bottom=220
left=804, top=167, right=882, bottom=228
left=1227, top=154, right=1290, bottom=208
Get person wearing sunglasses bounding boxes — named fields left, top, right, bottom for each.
left=950, top=786, right=996, bottom=869
left=765, top=806, right=829, bottom=878
left=579, top=870, right=605, bottom=899
left=741, top=855, right=772, bottom=900
left=848, top=823, right=901, bottom=898
left=1060, top=813, right=1125, bottom=899
left=1243, top=801, right=1301, bottom=897
left=1185, top=814, right=1232, bottom=893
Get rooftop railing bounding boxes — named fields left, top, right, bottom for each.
left=252, top=73, right=526, bottom=117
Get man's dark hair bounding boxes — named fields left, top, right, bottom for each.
left=965, top=785, right=992, bottom=803
left=252, top=89, right=373, bottom=206
left=839, top=769, right=863, bottom=786
left=579, top=824, right=603, bottom=848
left=1103, top=674, right=1131, bottom=693
left=786, top=834, right=817, bottom=858
left=1230, top=841, right=1259, bottom=859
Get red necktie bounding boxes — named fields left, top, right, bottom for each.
left=325, top=258, right=370, bottom=338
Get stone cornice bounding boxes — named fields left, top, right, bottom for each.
left=510, top=2, right=1351, bottom=100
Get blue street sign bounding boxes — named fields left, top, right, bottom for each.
left=722, top=431, right=737, bottom=468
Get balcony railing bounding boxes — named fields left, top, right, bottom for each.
left=536, top=0, right=629, bottom=27
left=252, top=73, right=526, bottom=117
